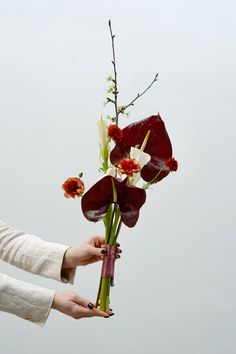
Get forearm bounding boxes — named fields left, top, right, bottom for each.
left=0, top=220, right=76, bottom=283
left=0, top=273, right=55, bottom=326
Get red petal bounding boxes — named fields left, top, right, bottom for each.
left=81, top=176, right=146, bottom=228
left=115, top=178, right=146, bottom=227
left=110, top=115, right=172, bottom=182
left=81, top=176, right=113, bottom=222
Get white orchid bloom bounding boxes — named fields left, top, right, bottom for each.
left=129, top=146, right=151, bottom=185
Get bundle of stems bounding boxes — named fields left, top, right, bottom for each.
left=95, top=202, right=122, bottom=311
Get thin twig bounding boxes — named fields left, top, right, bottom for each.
left=120, top=73, right=158, bottom=115
left=108, top=20, right=119, bottom=125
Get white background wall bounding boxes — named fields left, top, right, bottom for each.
left=0, top=1, right=235, bottom=353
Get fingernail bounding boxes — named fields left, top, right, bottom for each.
left=117, top=243, right=120, bottom=247
left=104, top=316, right=109, bottom=318
left=109, top=313, right=115, bottom=317
left=101, top=249, right=106, bottom=255
left=88, top=303, right=94, bottom=310
left=119, top=249, right=122, bottom=253
left=118, top=255, right=121, bottom=258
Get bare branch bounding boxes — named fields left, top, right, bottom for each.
left=108, top=20, right=119, bottom=125
left=107, top=21, right=158, bottom=122
left=120, top=73, right=158, bottom=114
left=106, top=97, right=115, bottom=104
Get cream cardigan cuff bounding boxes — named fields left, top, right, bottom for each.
left=0, top=273, right=55, bottom=326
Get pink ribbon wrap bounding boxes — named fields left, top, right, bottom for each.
left=101, top=244, right=117, bottom=278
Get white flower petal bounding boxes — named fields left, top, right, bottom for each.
left=129, top=147, right=151, bottom=185
left=106, top=166, right=116, bottom=177
left=130, top=147, right=151, bottom=169
left=129, top=171, right=141, bottom=185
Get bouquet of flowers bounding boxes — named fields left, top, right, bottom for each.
left=62, top=21, right=178, bottom=311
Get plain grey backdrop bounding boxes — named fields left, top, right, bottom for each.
left=0, top=0, right=235, bottom=353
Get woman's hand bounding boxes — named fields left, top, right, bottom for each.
left=62, top=236, right=121, bottom=268
left=51, top=291, right=114, bottom=319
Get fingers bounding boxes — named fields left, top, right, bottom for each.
left=90, top=241, right=122, bottom=255
left=94, top=247, right=122, bottom=261
left=86, top=244, right=122, bottom=259
left=90, top=235, right=105, bottom=247
left=53, top=291, right=114, bottom=320
left=71, top=304, right=109, bottom=319
left=116, top=243, right=122, bottom=258
left=73, top=293, right=94, bottom=309
left=71, top=294, right=113, bottom=319
left=89, top=236, right=121, bottom=251
left=92, top=246, right=107, bottom=258
left=85, top=236, right=122, bottom=264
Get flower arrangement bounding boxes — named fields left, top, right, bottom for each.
left=62, top=21, right=178, bottom=312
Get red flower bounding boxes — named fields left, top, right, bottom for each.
left=165, top=157, right=178, bottom=172
left=110, top=115, right=173, bottom=183
left=108, top=124, right=123, bottom=143
left=81, top=176, right=146, bottom=228
left=62, top=177, right=85, bottom=198
left=117, top=158, right=140, bottom=177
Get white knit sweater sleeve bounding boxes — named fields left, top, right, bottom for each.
left=0, top=220, right=76, bottom=283
left=0, top=273, right=55, bottom=326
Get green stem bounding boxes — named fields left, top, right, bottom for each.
left=109, top=205, right=120, bottom=244
left=96, top=204, right=121, bottom=310
left=100, top=277, right=111, bottom=311
left=106, top=204, right=116, bottom=244
left=95, top=277, right=102, bottom=307
left=113, top=218, right=122, bottom=244
left=104, top=204, right=113, bottom=243
left=143, top=166, right=165, bottom=190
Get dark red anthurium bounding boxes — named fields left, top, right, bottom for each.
left=110, top=115, right=173, bottom=183
left=81, top=175, right=146, bottom=228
